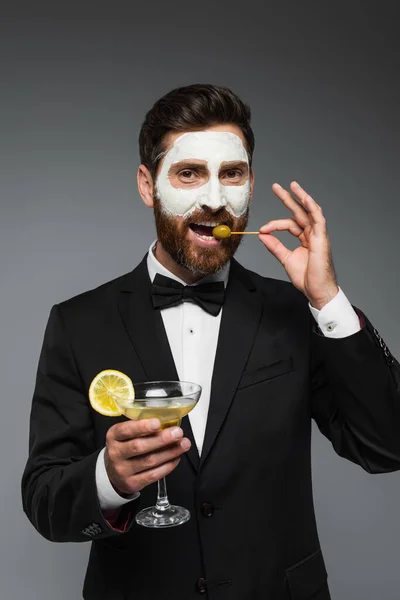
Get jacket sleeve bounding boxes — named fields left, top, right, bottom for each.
left=310, top=306, right=400, bottom=473
left=21, top=304, right=138, bottom=542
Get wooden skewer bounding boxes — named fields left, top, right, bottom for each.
left=230, top=231, right=260, bottom=235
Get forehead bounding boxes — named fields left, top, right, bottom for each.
left=162, top=131, right=249, bottom=166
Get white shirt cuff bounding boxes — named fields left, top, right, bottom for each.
left=95, top=447, right=140, bottom=511
left=308, top=286, right=361, bottom=338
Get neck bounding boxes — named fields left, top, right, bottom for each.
left=153, top=241, right=205, bottom=284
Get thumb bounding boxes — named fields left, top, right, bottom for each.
left=258, top=233, right=290, bottom=267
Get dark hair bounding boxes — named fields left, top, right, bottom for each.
left=139, top=83, right=255, bottom=180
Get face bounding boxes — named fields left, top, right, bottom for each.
left=151, top=126, right=253, bottom=276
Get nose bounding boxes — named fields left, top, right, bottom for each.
left=201, top=202, right=226, bottom=214
left=200, top=177, right=227, bottom=211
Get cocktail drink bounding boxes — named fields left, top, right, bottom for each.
left=112, top=380, right=201, bottom=528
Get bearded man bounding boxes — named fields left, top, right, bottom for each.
left=22, top=84, right=400, bottom=600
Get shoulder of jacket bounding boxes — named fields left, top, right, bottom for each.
left=239, top=264, right=302, bottom=297
left=55, top=271, right=131, bottom=318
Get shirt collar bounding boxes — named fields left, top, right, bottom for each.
left=146, top=240, right=230, bottom=287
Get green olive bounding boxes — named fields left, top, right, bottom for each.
left=212, top=225, right=232, bottom=239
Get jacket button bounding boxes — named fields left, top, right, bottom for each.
left=202, top=502, right=214, bottom=517
left=196, top=577, right=207, bottom=593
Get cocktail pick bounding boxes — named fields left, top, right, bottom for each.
left=212, top=225, right=261, bottom=239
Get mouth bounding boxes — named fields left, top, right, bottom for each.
left=189, top=221, right=228, bottom=238
left=188, top=220, right=228, bottom=248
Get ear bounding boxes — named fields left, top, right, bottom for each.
left=249, top=168, right=255, bottom=199
left=137, top=165, right=155, bottom=208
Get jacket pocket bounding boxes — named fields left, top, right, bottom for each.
left=238, top=356, right=294, bottom=389
left=285, top=548, right=328, bottom=600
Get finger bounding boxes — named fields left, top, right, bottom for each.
left=129, top=457, right=182, bottom=492
left=109, top=418, right=161, bottom=442
left=121, top=427, right=186, bottom=460
left=132, top=438, right=191, bottom=475
left=289, top=181, right=326, bottom=229
left=258, top=232, right=292, bottom=267
left=272, top=182, right=310, bottom=228
left=259, top=218, right=303, bottom=237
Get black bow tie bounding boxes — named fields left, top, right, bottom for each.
left=151, top=273, right=225, bottom=316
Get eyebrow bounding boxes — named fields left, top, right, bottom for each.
left=220, top=160, right=248, bottom=169
left=170, top=160, right=207, bottom=170
left=169, top=159, right=248, bottom=171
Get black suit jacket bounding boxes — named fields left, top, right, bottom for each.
left=22, top=255, right=400, bottom=600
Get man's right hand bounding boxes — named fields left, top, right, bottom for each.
left=104, top=419, right=191, bottom=496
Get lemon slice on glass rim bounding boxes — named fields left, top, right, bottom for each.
left=89, top=369, right=135, bottom=416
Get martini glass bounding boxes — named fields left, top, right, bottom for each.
left=112, top=380, right=201, bottom=528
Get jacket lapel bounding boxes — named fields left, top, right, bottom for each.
left=117, top=255, right=200, bottom=471
left=199, top=259, right=263, bottom=470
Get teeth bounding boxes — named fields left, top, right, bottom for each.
left=195, top=231, right=217, bottom=241
left=196, top=221, right=221, bottom=227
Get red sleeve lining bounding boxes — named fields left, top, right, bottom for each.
left=103, top=507, right=131, bottom=532
left=354, top=308, right=365, bottom=328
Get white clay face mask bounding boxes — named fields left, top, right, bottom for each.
left=155, top=131, right=251, bottom=218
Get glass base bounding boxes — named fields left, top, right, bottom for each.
left=135, top=504, right=191, bottom=528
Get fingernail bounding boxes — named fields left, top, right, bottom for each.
left=149, top=419, right=161, bottom=431
left=171, top=427, right=183, bottom=439
left=181, top=439, right=191, bottom=450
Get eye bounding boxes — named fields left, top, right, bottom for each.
left=223, top=169, right=243, bottom=180
left=179, top=170, right=197, bottom=180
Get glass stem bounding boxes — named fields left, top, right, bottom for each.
left=155, top=477, right=171, bottom=511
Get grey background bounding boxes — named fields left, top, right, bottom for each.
left=1, top=2, right=400, bottom=598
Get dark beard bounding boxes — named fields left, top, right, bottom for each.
left=153, top=196, right=249, bottom=276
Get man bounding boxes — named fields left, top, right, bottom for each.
left=22, top=84, right=400, bottom=600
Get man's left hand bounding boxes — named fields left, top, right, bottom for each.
left=258, top=181, right=339, bottom=310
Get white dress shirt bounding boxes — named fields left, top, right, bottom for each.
left=96, top=241, right=361, bottom=511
